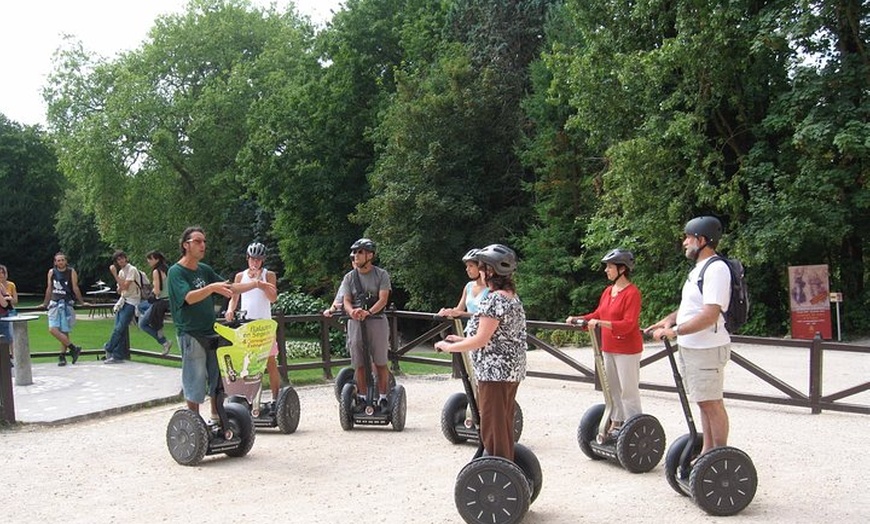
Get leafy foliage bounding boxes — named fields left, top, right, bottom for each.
left=0, top=117, right=64, bottom=291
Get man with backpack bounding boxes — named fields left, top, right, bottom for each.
left=102, top=250, right=141, bottom=364
left=647, top=216, right=733, bottom=457
left=338, top=238, right=392, bottom=411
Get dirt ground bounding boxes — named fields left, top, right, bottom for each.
left=1, top=344, right=868, bottom=523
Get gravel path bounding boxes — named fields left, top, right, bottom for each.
left=1, top=344, right=868, bottom=523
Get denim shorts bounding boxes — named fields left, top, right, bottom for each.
left=178, top=333, right=219, bottom=404
left=678, top=344, right=731, bottom=402
left=48, top=301, right=76, bottom=332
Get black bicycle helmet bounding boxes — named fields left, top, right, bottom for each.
left=474, top=244, right=517, bottom=276
left=246, top=242, right=267, bottom=259
left=350, top=238, right=376, bottom=253
left=461, top=248, right=480, bottom=262
left=684, top=216, right=723, bottom=246
left=601, top=248, right=635, bottom=271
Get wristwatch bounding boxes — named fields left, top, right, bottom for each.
left=673, top=324, right=681, bottom=336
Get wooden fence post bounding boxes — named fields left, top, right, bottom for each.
left=809, top=332, right=823, bottom=414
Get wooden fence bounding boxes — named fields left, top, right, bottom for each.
left=2, top=308, right=868, bottom=424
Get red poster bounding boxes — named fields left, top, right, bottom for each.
left=788, top=265, right=832, bottom=339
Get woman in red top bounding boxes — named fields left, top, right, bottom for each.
left=566, top=248, right=643, bottom=437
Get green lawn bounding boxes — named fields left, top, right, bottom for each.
left=16, top=310, right=451, bottom=387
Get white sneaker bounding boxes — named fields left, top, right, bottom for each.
left=161, top=340, right=173, bottom=356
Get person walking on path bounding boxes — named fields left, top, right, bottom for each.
left=337, top=238, right=392, bottom=410
left=42, top=252, right=85, bottom=366
left=225, top=242, right=281, bottom=401
left=647, top=216, right=732, bottom=456
left=102, top=250, right=141, bottom=364
left=435, top=244, right=527, bottom=461
left=168, top=226, right=241, bottom=423
left=566, top=248, right=644, bottom=439
left=137, top=250, right=172, bottom=355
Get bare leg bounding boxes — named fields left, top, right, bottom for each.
left=698, top=399, right=729, bottom=455
left=375, top=364, right=390, bottom=395
left=267, top=356, right=281, bottom=399
left=355, top=366, right=368, bottom=398
left=49, top=327, right=71, bottom=353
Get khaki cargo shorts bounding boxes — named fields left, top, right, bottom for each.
left=678, top=344, right=731, bottom=402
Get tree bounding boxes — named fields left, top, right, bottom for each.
left=44, top=0, right=298, bottom=275
left=360, top=0, right=555, bottom=310
left=0, top=115, right=65, bottom=292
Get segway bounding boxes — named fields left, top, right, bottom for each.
left=574, top=319, right=664, bottom=473
left=660, top=336, right=757, bottom=516
left=166, top=323, right=257, bottom=466
left=446, top=319, right=542, bottom=524
left=337, top=313, right=406, bottom=431
left=220, top=313, right=301, bottom=434
left=439, top=317, right=524, bottom=444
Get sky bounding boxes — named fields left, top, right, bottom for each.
left=0, top=0, right=342, bottom=128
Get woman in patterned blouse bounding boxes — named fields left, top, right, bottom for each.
left=435, top=244, right=527, bottom=460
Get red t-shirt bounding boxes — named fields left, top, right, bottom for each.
left=582, top=283, right=643, bottom=354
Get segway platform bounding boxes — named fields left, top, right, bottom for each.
left=575, top=320, right=664, bottom=473
left=660, top=336, right=758, bottom=515
left=217, top=318, right=301, bottom=434
left=166, top=323, right=259, bottom=466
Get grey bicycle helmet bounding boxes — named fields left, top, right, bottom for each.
left=350, top=238, right=376, bottom=253
left=246, top=242, right=267, bottom=259
left=474, top=244, right=517, bottom=276
left=601, top=248, right=635, bottom=271
left=684, top=216, right=723, bottom=246
left=462, top=248, right=480, bottom=262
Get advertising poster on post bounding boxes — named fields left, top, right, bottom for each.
left=788, top=265, right=832, bottom=339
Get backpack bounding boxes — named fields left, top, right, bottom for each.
left=698, top=255, right=749, bottom=333
left=136, top=269, right=155, bottom=302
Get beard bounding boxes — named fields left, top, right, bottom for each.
left=685, top=245, right=700, bottom=260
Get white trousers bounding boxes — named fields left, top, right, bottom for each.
left=603, top=351, right=642, bottom=424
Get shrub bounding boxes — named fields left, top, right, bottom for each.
left=273, top=290, right=348, bottom=357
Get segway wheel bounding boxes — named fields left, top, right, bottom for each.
left=690, top=446, right=757, bottom=516
left=390, top=384, right=407, bottom=432
left=577, top=403, right=606, bottom=460
left=455, top=457, right=531, bottom=524
left=276, top=386, right=301, bottom=434
left=512, top=401, right=524, bottom=442
left=223, top=402, right=256, bottom=458
left=441, top=392, right=470, bottom=444
left=513, top=443, right=543, bottom=504
left=334, top=367, right=355, bottom=401
left=616, top=414, right=666, bottom=473
left=339, top=382, right=356, bottom=431
left=665, top=433, right=702, bottom=496
left=166, top=409, right=209, bottom=466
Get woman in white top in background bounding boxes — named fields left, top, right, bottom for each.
left=225, top=242, right=280, bottom=400
left=438, top=248, right=490, bottom=321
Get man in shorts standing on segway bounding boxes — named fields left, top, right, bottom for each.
left=338, top=238, right=392, bottom=411
left=168, top=226, right=241, bottom=423
left=647, top=216, right=731, bottom=457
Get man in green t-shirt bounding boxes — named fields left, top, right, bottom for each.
left=168, top=226, right=240, bottom=422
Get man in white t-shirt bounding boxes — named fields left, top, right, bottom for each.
left=104, top=250, right=142, bottom=363
left=647, top=216, right=731, bottom=456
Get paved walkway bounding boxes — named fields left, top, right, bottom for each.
left=9, top=359, right=182, bottom=424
